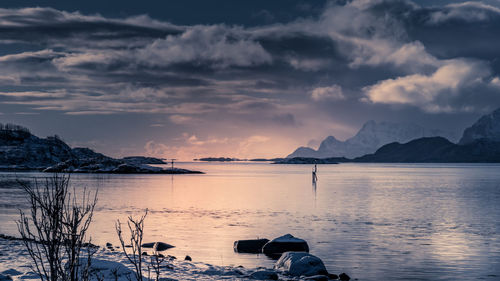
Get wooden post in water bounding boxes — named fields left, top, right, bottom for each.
left=312, top=163, right=318, bottom=183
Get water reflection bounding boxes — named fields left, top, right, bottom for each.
left=1, top=163, right=500, bottom=280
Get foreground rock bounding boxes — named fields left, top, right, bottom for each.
left=249, top=270, right=278, bottom=280
left=262, top=234, right=309, bottom=257
left=153, top=242, right=175, bottom=251
left=0, top=274, right=12, bottom=281
left=2, top=235, right=321, bottom=281
left=339, top=272, right=351, bottom=281
left=141, top=242, right=175, bottom=251
left=234, top=238, right=270, bottom=253
left=142, top=242, right=156, bottom=248
left=274, top=252, right=328, bottom=277
left=85, top=258, right=134, bottom=279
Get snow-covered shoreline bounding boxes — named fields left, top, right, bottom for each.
left=0, top=236, right=266, bottom=280
left=1, top=236, right=338, bottom=281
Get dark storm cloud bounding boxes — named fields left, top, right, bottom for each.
left=1, top=1, right=500, bottom=156
left=347, top=1, right=500, bottom=113
left=0, top=8, right=182, bottom=45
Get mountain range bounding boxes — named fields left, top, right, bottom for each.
left=356, top=137, right=500, bottom=163
left=2, top=107, right=500, bottom=168
left=287, top=120, right=459, bottom=159
left=279, top=107, right=500, bottom=163
left=459, top=108, right=500, bottom=144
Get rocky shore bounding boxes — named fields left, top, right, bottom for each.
left=0, top=234, right=350, bottom=281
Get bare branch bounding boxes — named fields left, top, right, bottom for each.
left=116, top=210, right=148, bottom=281
left=17, top=173, right=98, bottom=281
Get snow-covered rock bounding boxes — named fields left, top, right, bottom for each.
left=87, top=258, right=134, bottom=279
left=287, top=120, right=459, bottom=159
left=1, top=269, right=21, bottom=276
left=262, top=234, right=309, bottom=257
left=249, top=270, right=278, bottom=280
left=459, top=108, right=500, bottom=144
left=274, top=252, right=328, bottom=277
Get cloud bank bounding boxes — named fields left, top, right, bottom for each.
left=1, top=1, right=500, bottom=158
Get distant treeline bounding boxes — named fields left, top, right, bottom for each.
left=0, top=123, right=31, bottom=133
left=0, top=123, right=64, bottom=141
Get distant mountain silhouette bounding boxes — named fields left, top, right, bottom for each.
left=287, top=121, right=459, bottom=159
left=355, top=137, right=500, bottom=163
left=282, top=108, right=500, bottom=163
left=354, top=108, right=500, bottom=163
left=277, top=137, right=500, bottom=163
left=460, top=108, right=500, bottom=144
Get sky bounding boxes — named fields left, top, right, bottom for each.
left=1, top=0, right=500, bottom=160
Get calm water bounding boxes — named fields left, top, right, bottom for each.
left=1, top=163, right=500, bottom=280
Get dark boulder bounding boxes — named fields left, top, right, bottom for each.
left=0, top=274, right=12, bottom=281
left=154, top=242, right=174, bottom=251
left=328, top=273, right=339, bottom=279
left=141, top=242, right=174, bottom=251
left=142, top=242, right=155, bottom=248
left=234, top=238, right=269, bottom=253
left=1, top=270, right=21, bottom=277
left=339, top=273, right=350, bottom=281
left=262, top=234, right=309, bottom=257
left=184, top=255, right=192, bottom=261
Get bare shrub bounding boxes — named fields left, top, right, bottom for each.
left=116, top=210, right=148, bottom=281
left=150, top=249, right=166, bottom=281
left=17, top=173, right=98, bottom=281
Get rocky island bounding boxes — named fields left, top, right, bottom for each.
left=0, top=124, right=203, bottom=174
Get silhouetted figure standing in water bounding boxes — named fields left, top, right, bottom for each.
left=312, top=163, right=318, bottom=183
